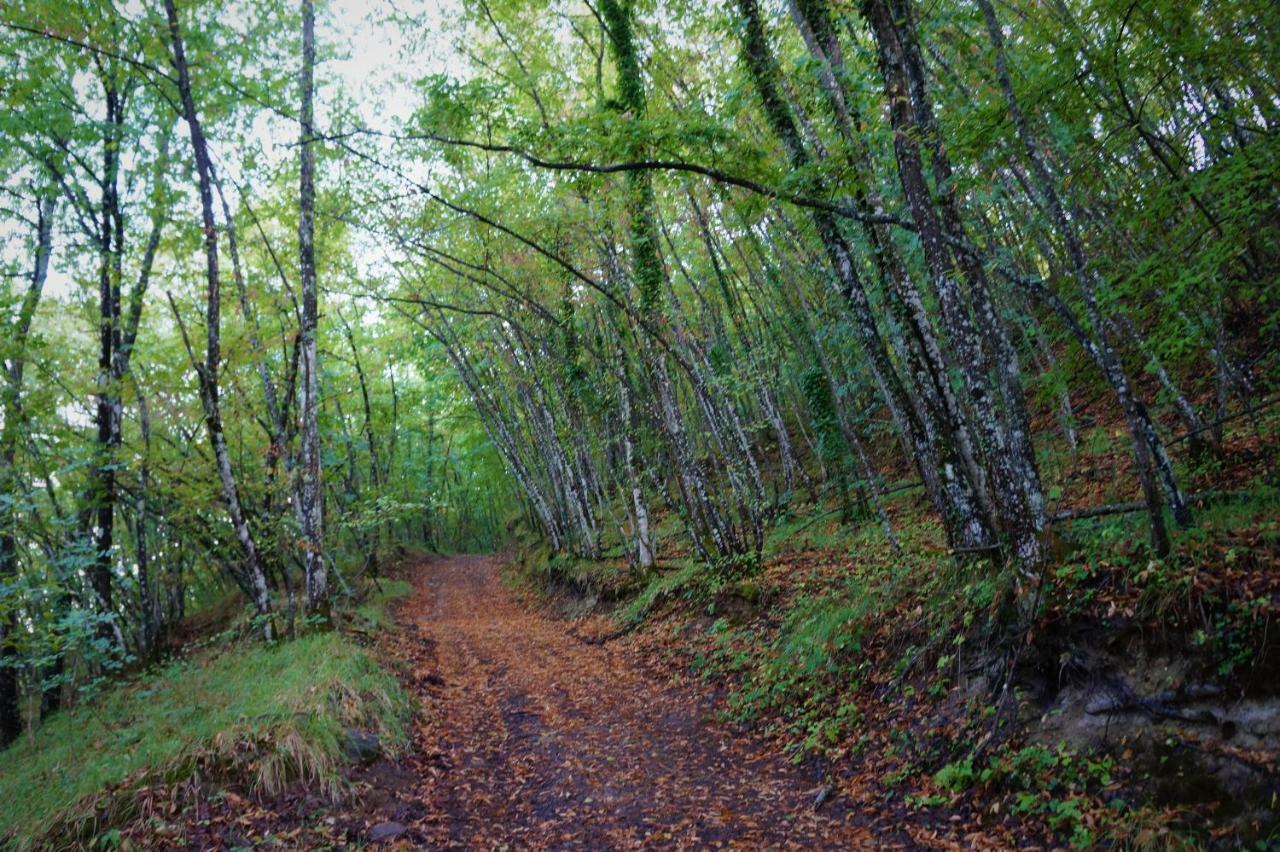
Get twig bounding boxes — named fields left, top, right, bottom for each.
left=1166, top=394, right=1280, bottom=445
left=1048, top=489, right=1256, bottom=523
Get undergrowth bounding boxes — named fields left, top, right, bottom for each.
left=617, top=554, right=764, bottom=626
left=0, top=601, right=412, bottom=849
left=353, top=577, right=414, bottom=630
left=509, top=414, right=1279, bottom=846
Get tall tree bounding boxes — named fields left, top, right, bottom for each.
left=0, top=188, right=56, bottom=746
left=733, top=0, right=993, bottom=555
left=298, top=0, right=326, bottom=613
left=973, top=0, right=1189, bottom=554
left=163, top=0, right=275, bottom=639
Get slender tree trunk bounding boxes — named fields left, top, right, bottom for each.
left=600, top=0, right=754, bottom=560
left=738, top=0, right=993, bottom=553
left=338, top=312, right=381, bottom=488
left=862, top=0, right=1046, bottom=566
left=132, top=378, right=156, bottom=656
left=88, top=73, right=125, bottom=636
left=298, top=0, right=327, bottom=614
left=790, top=0, right=999, bottom=541
left=618, top=372, right=654, bottom=568
left=338, top=311, right=382, bottom=572
left=0, top=192, right=56, bottom=746
left=215, top=177, right=289, bottom=461
left=1110, top=312, right=1212, bottom=455
left=164, top=0, right=274, bottom=638
left=975, top=0, right=1189, bottom=552
left=428, top=317, right=564, bottom=550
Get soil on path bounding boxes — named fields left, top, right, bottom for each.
left=386, top=553, right=885, bottom=848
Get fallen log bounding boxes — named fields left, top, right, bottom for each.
left=1049, top=489, right=1257, bottom=523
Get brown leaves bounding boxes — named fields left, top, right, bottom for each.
left=365, top=554, right=875, bottom=848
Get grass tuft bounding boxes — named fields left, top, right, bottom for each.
left=0, top=631, right=411, bottom=849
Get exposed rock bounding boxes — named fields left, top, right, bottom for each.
left=1029, top=649, right=1280, bottom=838
left=368, top=821, right=406, bottom=842
left=713, top=580, right=764, bottom=625
left=345, top=728, right=383, bottom=763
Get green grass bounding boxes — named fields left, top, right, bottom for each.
left=0, top=629, right=411, bottom=849
left=353, top=577, right=413, bottom=629
left=617, top=560, right=704, bottom=624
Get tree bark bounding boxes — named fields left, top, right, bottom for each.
left=0, top=191, right=56, bottom=747
left=861, top=0, right=1046, bottom=566
left=737, top=0, right=994, bottom=553
left=87, top=68, right=126, bottom=637
left=974, top=0, right=1189, bottom=552
left=298, top=0, right=327, bottom=614
left=164, top=0, right=275, bottom=638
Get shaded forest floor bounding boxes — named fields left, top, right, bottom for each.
left=164, top=553, right=898, bottom=847
left=95, top=383, right=1278, bottom=850
left=125, top=551, right=1122, bottom=849
left=384, top=553, right=888, bottom=847
left=494, top=402, right=1280, bottom=848
left=91, top=482, right=1273, bottom=850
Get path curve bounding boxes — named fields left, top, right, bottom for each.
left=393, top=553, right=879, bottom=848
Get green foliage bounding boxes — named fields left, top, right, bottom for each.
left=1, top=1, right=1277, bottom=845
left=618, top=561, right=704, bottom=625
left=0, top=632, right=410, bottom=848
left=352, top=578, right=414, bottom=631
left=931, top=744, right=1118, bottom=848
left=703, top=576, right=884, bottom=757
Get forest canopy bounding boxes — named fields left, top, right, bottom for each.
left=0, top=1, right=1277, bottom=830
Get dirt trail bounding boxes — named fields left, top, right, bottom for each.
left=390, top=553, right=882, bottom=848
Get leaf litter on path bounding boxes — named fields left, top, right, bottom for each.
left=382, top=553, right=888, bottom=849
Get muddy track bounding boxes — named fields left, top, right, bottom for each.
left=392, top=553, right=883, bottom=848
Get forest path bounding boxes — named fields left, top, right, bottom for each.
left=386, top=553, right=883, bottom=848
